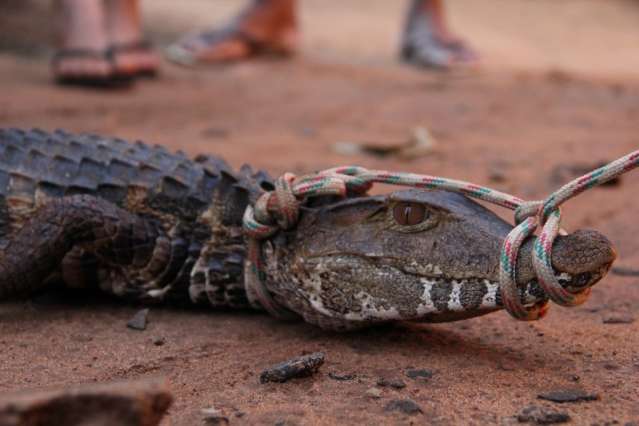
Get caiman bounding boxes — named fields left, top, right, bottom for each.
left=0, top=128, right=616, bottom=330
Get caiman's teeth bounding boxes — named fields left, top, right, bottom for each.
left=299, top=252, right=601, bottom=326
left=556, top=272, right=573, bottom=285
left=401, top=261, right=444, bottom=277
left=416, top=273, right=577, bottom=316
left=417, top=280, right=435, bottom=314
left=482, top=280, right=499, bottom=308
left=448, top=282, right=462, bottom=311
left=416, top=278, right=500, bottom=314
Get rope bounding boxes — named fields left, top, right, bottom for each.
left=243, top=150, right=639, bottom=321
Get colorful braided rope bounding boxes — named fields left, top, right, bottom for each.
left=243, top=149, right=639, bottom=321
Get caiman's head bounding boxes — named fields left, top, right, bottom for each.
left=266, top=189, right=616, bottom=329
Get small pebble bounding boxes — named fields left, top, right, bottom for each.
left=611, top=267, right=639, bottom=277
left=602, top=315, right=635, bottom=325
left=0, top=378, right=172, bottom=426
left=538, top=389, right=599, bottom=403
left=200, top=127, right=229, bottom=139
left=127, top=309, right=149, bottom=331
left=377, top=377, right=406, bottom=389
left=488, top=167, right=507, bottom=183
left=517, top=405, right=570, bottom=424
left=405, top=369, right=433, bottom=381
left=71, top=334, right=93, bottom=343
left=152, top=337, right=165, bottom=346
left=328, top=372, right=355, bottom=381
left=384, top=399, right=423, bottom=415
left=497, top=360, right=517, bottom=371
left=274, top=420, right=298, bottom=426
left=260, top=352, right=325, bottom=383
left=603, top=362, right=620, bottom=371
left=201, top=407, right=229, bottom=425
left=365, top=387, right=382, bottom=399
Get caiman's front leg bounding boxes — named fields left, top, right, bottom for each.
left=0, top=194, right=162, bottom=300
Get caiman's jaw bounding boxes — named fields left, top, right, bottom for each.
left=554, top=261, right=613, bottom=295
left=540, top=228, right=617, bottom=294
left=271, top=189, right=616, bottom=328
left=297, top=243, right=614, bottom=324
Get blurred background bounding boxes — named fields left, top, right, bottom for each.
left=2, top=0, right=639, bottom=75
left=1, top=1, right=638, bottom=425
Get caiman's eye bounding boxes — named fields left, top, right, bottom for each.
left=393, top=202, right=427, bottom=226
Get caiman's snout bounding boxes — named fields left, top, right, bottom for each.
left=284, top=189, right=620, bottom=328
left=551, top=229, right=617, bottom=291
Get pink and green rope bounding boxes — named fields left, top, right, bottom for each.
left=243, top=150, right=639, bottom=321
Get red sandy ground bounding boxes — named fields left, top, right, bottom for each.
left=0, top=1, right=638, bottom=425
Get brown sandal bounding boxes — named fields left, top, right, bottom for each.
left=165, top=27, right=294, bottom=66
left=108, top=40, right=159, bottom=79
left=51, top=49, right=133, bottom=87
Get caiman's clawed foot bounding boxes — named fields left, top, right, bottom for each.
left=0, top=195, right=163, bottom=300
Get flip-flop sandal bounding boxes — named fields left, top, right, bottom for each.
left=108, top=40, right=159, bottom=79
left=51, top=49, right=133, bottom=87
left=400, top=24, right=453, bottom=70
left=439, top=38, right=480, bottom=65
left=400, top=6, right=453, bottom=70
left=400, top=4, right=479, bottom=71
left=165, top=27, right=294, bottom=67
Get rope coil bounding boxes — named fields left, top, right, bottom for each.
left=243, top=150, right=639, bottom=321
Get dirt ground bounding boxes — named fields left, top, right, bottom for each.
left=1, top=1, right=639, bottom=425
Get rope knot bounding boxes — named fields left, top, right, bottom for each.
left=514, top=201, right=541, bottom=225
left=242, top=169, right=364, bottom=318
left=269, top=172, right=300, bottom=229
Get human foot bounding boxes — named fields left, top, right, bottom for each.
left=402, top=32, right=479, bottom=69
left=166, top=0, right=298, bottom=66
left=108, top=40, right=160, bottom=78
left=401, top=0, right=479, bottom=70
left=53, top=0, right=116, bottom=85
left=105, top=0, right=160, bottom=78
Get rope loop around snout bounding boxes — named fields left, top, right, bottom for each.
left=243, top=150, right=639, bottom=321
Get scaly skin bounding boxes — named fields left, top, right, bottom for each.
left=0, top=129, right=616, bottom=330
left=0, top=128, right=268, bottom=308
